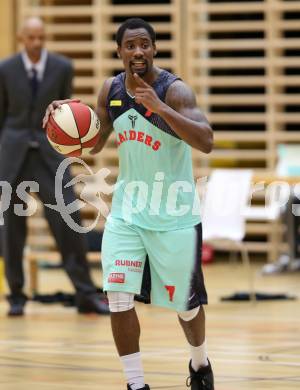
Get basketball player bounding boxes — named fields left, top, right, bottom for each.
left=44, top=18, right=214, bottom=390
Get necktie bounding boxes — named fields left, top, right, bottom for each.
left=30, top=67, right=39, bottom=98
left=29, top=67, right=40, bottom=148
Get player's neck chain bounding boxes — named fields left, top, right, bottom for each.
left=126, top=89, right=135, bottom=99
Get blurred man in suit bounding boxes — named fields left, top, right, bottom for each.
left=0, top=17, right=109, bottom=316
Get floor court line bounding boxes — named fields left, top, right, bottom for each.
left=5, top=347, right=300, bottom=368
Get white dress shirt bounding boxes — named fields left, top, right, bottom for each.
left=21, top=48, right=48, bottom=81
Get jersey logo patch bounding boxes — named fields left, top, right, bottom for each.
left=128, top=114, right=137, bottom=128
left=110, top=100, right=122, bottom=106
left=165, top=285, right=176, bottom=302
left=108, top=273, right=125, bottom=283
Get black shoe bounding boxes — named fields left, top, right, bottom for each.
left=127, top=385, right=150, bottom=390
left=186, top=360, right=214, bottom=389
left=7, top=302, right=25, bottom=316
left=7, top=294, right=27, bottom=317
left=77, top=294, right=110, bottom=315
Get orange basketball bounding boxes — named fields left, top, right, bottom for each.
left=46, top=102, right=101, bottom=157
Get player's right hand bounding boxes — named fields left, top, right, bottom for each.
left=42, top=98, right=81, bottom=128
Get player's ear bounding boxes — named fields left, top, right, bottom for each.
left=117, top=46, right=121, bottom=59
left=153, top=42, right=157, bottom=57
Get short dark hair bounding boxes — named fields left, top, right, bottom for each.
left=116, top=18, right=156, bottom=46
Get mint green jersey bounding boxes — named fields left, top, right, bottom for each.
left=106, top=70, right=201, bottom=231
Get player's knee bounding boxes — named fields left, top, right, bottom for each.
left=177, top=306, right=200, bottom=321
left=107, top=291, right=135, bottom=312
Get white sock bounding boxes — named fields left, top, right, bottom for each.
left=120, top=352, right=145, bottom=390
left=190, top=340, right=209, bottom=371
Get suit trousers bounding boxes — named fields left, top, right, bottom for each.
left=284, top=195, right=300, bottom=260
left=2, top=148, right=96, bottom=301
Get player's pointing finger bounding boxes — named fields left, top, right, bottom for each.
left=133, top=73, right=150, bottom=87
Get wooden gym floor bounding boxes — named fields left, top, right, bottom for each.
left=0, top=261, right=299, bottom=390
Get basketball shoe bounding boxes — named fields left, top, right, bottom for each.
left=127, top=385, right=150, bottom=390
left=186, top=360, right=214, bottom=389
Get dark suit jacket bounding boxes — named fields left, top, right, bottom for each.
left=0, top=52, right=73, bottom=184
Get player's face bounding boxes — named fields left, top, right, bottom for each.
left=118, top=28, right=157, bottom=77
left=21, top=25, right=45, bottom=60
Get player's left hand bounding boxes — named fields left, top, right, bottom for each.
left=134, top=73, right=165, bottom=114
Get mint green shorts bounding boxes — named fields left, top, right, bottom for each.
left=102, top=216, right=207, bottom=312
